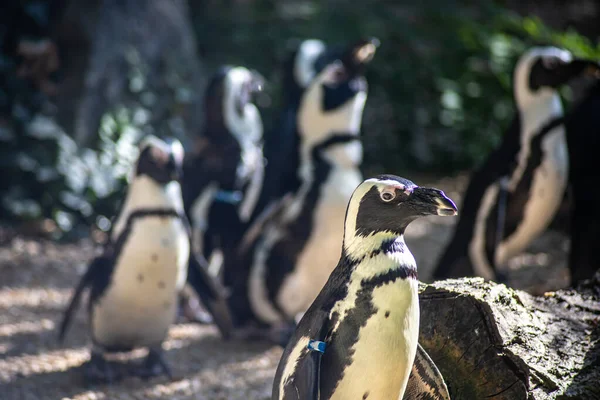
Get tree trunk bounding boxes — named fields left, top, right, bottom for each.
left=53, top=0, right=205, bottom=147
left=418, top=275, right=600, bottom=399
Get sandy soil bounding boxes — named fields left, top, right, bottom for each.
left=0, top=175, right=571, bottom=400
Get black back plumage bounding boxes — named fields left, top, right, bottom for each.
left=565, top=81, right=600, bottom=284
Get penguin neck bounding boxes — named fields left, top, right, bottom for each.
left=113, top=176, right=183, bottom=240
left=343, top=231, right=416, bottom=279
left=297, top=83, right=366, bottom=173
left=223, top=96, right=263, bottom=152
left=517, top=91, right=564, bottom=143
left=220, top=100, right=264, bottom=188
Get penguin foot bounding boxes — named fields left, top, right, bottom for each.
left=135, top=349, right=173, bottom=381
left=82, top=352, right=123, bottom=385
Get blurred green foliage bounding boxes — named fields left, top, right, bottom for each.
left=1, top=0, right=600, bottom=235
left=193, top=0, right=600, bottom=173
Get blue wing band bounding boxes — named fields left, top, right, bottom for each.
left=214, top=190, right=243, bottom=205
left=307, top=340, right=326, bottom=353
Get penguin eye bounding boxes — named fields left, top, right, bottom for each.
left=380, top=189, right=396, bottom=202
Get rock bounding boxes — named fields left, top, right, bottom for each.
left=418, top=275, right=600, bottom=399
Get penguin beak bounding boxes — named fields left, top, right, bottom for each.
left=341, top=37, right=380, bottom=74
left=531, top=58, right=600, bottom=90
left=409, top=187, right=458, bottom=217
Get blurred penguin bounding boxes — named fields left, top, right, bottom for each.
left=433, top=47, right=600, bottom=282
left=182, top=66, right=265, bottom=266
left=59, top=136, right=233, bottom=382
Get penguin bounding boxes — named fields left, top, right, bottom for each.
left=253, top=37, right=379, bottom=220
left=432, top=47, right=600, bottom=282
left=183, top=66, right=265, bottom=263
left=564, top=79, right=600, bottom=284
left=271, top=175, right=458, bottom=400
left=226, top=38, right=379, bottom=336
left=58, top=136, right=233, bottom=382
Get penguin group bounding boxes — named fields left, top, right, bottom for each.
left=57, top=37, right=600, bottom=399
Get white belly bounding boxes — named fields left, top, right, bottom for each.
left=330, top=278, right=419, bottom=400
left=92, top=216, right=190, bottom=349
left=496, top=128, right=568, bottom=265
left=277, top=168, right=362, bottom=318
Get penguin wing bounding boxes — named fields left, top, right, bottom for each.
left=291, top=344, right=323, bottom=399
left=403, top=343, right=451, bottom=400
left=186, top=251, right=234, bottom=339
left=279, top=309, right=332, bottom=399
left=58, top=255, right=110, bottom=343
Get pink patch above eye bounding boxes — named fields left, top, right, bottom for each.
left=389, top=185, right=412, bottom=196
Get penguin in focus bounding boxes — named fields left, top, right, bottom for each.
left=272, top=175, right=458, bottom=400
left=226, top=38, right=379, bottom=336
left=183, top=65, right=265, bottom=263
left=433, top=47, right=600, bottom=282
left=59, top=136, right=233, bottom=382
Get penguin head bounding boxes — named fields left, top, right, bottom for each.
left=290, top=38, right=379, bottom=145
left=514, top=46, right=600, bottom=107
left=204, top=65, right=265, bottom=145
left=135, top=135, right=184, bottom=185
left=343, top=175, right=458, bottom=249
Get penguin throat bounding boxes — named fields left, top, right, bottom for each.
left=297, top=83, right=366, bottom=153
left=518, top=93, right=563, bottom=140
left=508, top=92, right=564, bottom=192
left=223, top=92, right=263, bottom=150
left=343, top=231, right=404, bottom=262
left=112, top=176, right=183, bottom=241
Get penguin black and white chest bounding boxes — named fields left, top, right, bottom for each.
left=433, top=47, right=600, bottom=281
left=59, top=135, right=233, bottom=381
left=255, top=38, right=378, bottom=219
left=231, top=38, right=379, bottom=328
left=272, top=175, right=458, bottom=400
left=183, top=66, right=264, bottom=260
left=91, top=137, right=189, bottom=352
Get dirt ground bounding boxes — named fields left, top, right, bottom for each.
left=0, top=174, right=571, bottom=400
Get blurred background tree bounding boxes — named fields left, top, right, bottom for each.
left=1, top=0, right=599, bottom=237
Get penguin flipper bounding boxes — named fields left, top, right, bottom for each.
left=58, top=255, right=108, bottom=343
left=186, top=252, right=234, bottom=339
left=280, top=310, right=332, bottom=399
left=404, top=343, right=450, bottom=400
